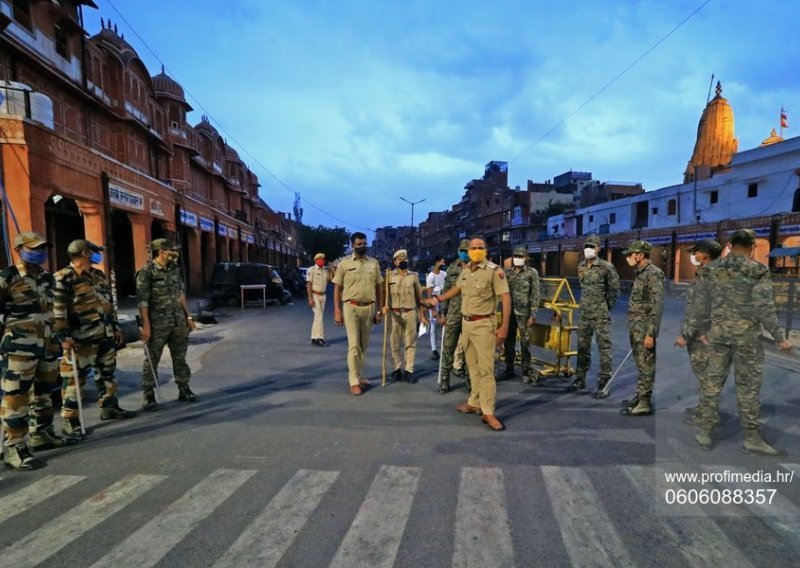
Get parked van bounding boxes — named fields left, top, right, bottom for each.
left=208, top=262, right=292, bottom=307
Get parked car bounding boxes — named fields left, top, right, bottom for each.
left=208, top=262, right=292, bottom=307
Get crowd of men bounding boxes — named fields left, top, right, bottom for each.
left=1, top=233, right=197, bottom=471
left=315, top=229, right=794, bottom=449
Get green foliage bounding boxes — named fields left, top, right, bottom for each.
left=299, top=225, right=350, bottom=263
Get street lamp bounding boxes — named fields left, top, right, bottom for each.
left=399, top=196, right=425, bottom=227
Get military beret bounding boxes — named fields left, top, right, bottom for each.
left=730, top=229, right=756, bottom=246
left=584, top=235, right=601, bottom=247
left=688, top=239, right=722, bottom=257
left=67, top=239, right=104, bottom=255
left=459, top=239, right=470, bottom=250
left=393, top=249, right=408, bottom=260
left=13, top=231, right=49, bottom=249
left=512, top=246, right=528, bottom=256
left=150, top=238, right=181, bottom=251
left=622, top=240, right=652, bottom=255
left=313, top=252, right=325, bottom=260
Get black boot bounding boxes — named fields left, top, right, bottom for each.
left=177, top=385, right=199, bottom=402
left=142, top=391, right=160, bottom=412
left=100, top=396, right=137, bottom=420
left=437, top=372, right=450, bottom=394
left=566, top=377, right=586, bottom=392
left=390, top=369, right=402, bottom=383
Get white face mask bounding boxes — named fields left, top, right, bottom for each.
left=512, top=257, right=525, bottom=267
left=584, top=247, right=597, bottom=260
left=690, top=254, right=701, bottom=267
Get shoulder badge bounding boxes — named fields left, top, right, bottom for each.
left=498, top=271, right=505, bottom=279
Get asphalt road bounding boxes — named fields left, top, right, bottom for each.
left=1, top=291, right=799, bottom=567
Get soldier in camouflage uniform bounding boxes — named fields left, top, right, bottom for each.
left=437, top=239, right=471, bottom=394
left=684, top=229, right=792, bottom=454
left=502, top=246, right=540, bottom=381
left=674, top=239, right=722, bottom=420
left=1, top=233, right=78, bottom=470
left=137, top=238, right=198, bottom=411
left=54, top=240, right=136, bottom=436
left=569, top=235, right=620, bottom=396
left=620, top=240, right=664, bottom=416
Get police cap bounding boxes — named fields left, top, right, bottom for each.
left=313, top=252, right=325, bottom=260
left=393, top=249, right=408, bottom=260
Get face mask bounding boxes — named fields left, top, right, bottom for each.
left=90, top=251, right=103, bottom=264
left=458, top=251, right=469, bottom=263
left=690, top=254, right=701, bottom=267
left=354, top=246, right=367, bottom=256
left=398, top=261, right=408, bottom=270
left=584, top=247, right=597, bottom=260
left=625, top=255, right=638, bottom=268
left=512, top=257, right=525, bottom=267
left=167, top=252, right=180, bottom=265
left=20, top=250, right=48, bottom=265
left=468, top=249, right=487, bottom=263
left=315, top=259, right=325, bottom=267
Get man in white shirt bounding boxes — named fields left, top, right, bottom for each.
left=307, top=252, right=334, bottom=346
left=426, top=256, right=446, bottom=359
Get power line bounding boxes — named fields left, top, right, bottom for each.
left=509, top=0, right=715, bottom=164
left=102, top=0, right=369, bottom=232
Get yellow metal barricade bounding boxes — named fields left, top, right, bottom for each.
left=528, top=277, right=580, bottom=383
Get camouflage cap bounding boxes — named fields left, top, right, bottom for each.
left=730, top=229, right=756, bottom=246
left=67, top=239, right=104, bottom=255
left=512, top=246, right=528, bottom=256
left=393, top=249, right=408, bottom=260
left=458, top=239, right=470, bottom=250
left=584, top=235, right=601, bottom=248
left=313, top=252, right=325, bottom=260
left=688, top=239, right=722, bottom=257
left=622, top=240, right=652, bottom=255
left=150, top=238, right=181, bottom=251
left=13, top=231, right=49, bottom=249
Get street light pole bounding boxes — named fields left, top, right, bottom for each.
left=399, top=196, right=425, bottom=227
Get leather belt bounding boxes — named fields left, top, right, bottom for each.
left=390, top=307, right=414, bottom=313
left=462, top=313, right=494, bottom=322
left=346, top=300, right=374, bottom=306
left=312, top=291, right=326, bottom=295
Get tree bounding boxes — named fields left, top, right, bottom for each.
left=299, top=225, right=350, bottom=264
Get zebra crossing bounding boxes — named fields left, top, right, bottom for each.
left=0, top=462, right=798, bottom=567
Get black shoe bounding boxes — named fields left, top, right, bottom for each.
left=142, top=392, right=160, bottom=412
left=311, top=339, right=318, bottom=346
left=501, top=368, right=515, bottom=380
left=178, top=386, right=199, bottom=402
left=437, top=380, right=450, bottom=394
left=100, top=405, right=137, bottom=420
left=431, top=350, right=440, bottom=360
left=404, top=371, right=416, bottom=384
left=566, top=378, right=586, bottom=392
left=3, top=443, right=45, bottom=470
left=318, top=339, right=327, bottom=347
left=390, top=369, right=402, bottom=383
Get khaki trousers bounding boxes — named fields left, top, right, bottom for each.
left=310, top=293, right=326, bottom=340
left=462, top=318, right=497, bottom=415
left=343, top=303, right=375, bottom=386
left=389, top=309, right=417, bottom=372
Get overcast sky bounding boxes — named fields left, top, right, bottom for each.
left=84, top=0, right=799, bottom=234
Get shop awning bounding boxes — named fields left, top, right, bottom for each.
left=768, top=247, right=800, bottom=258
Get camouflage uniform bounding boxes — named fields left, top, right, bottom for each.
left=574, top=236, right=620, bottom=391
left=54, top=240, right=134, bottom=427
left=438, top=240, right=470, bottom=392
left=684, top=230, right=787, bottom=450
left=503, top=247, right=540, bottom=379
left=624, top=241, right=664, bottom=407
left=136, top=239, right=193, bottom=406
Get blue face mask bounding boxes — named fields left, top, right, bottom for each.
left=90, top=251, right=103, bottom=264
left=458, top=251, right=469, bottom=263
left=20, top=250, right=48, bottom=266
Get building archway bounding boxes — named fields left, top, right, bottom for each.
left=44, top=195, right=84, bottom=270
left=111, top=210, right=136, bottom=298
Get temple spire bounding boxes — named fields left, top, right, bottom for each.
left=683, top=81, right=738, bottom=183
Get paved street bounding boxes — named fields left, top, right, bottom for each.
left=1, top=292, right=798, bottom=567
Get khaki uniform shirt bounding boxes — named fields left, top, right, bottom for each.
left=308, top=265, right=331, bottom=294
left=387, top=270, right=421, bottom=310
left=332, top=254, right=383, bottom=303
left=458, top=261, right=509, bottom=316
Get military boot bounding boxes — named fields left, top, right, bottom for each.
left=593, top=377, right=610, bottom=399
left=62, top=416, right=87, bottom=439
left=3, top=443, right=45, bottom=470
left=100, top=396, right=137, bottom=420
left=177, top=385, right=199, bottom=403
left=501, top=367, right=515, bottom=380
left=684, top=404, right=701, bottom=417
left=30, top=426, right=80, bottom=450
left=621, top=397, right=652, bottom=416
left=743, top=430, right=782, bottom=456
left=142, top=391, right=159, bottom=412
left=566, top=377, right=586, bottom=392
left=437, top=371, right=450, bottom=394
left=621, top=394, right=639, bottom=408
left=695, top=430, right=713, bottom=451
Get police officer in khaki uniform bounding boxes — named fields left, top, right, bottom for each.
left=307, top=252, right=333, bottom=347
left=333, top=232, right=384, bottom=396
left=426, top=237, right=511, bottom=431
left=382, top=249, right=426, bottom=383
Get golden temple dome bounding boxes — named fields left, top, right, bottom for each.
left=683, top=81, right=738, bottom=183
left=760, top=128, right=784, bottom=146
